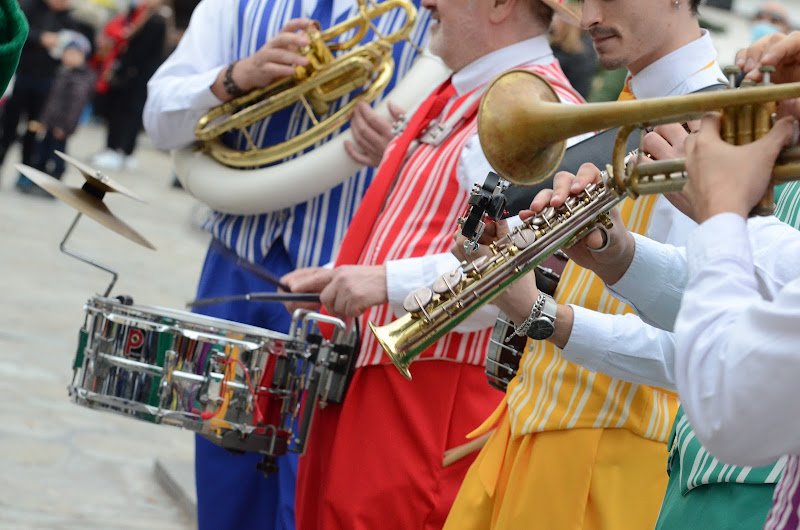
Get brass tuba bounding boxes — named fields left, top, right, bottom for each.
left=370, top=69, right=800, bottom=379
left=195, top=0, right=418, bottom=168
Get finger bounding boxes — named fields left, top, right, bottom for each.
left=779, top=98, right=800, bottom=121
left=757, top=115, right=797, bottom=160
left=387, top=101, right=405, bottom=122
left=528, top=188, right=555, bottom=213
left=280, top=18, right=316, bottom=34
left=258, top=47, right=309, bottom=68
left=566, top=163, right=602, bottom=197
left=357, top=101, right=394, bottom=138
left=550, top=171, right=576, bottom=205
left=696, top=112, right=723, bottom=140
left=643, top=130, right=677, bottom=161
left=266, top=31, right=311, bottom=53
left=344, top=140, right=373, bottom=165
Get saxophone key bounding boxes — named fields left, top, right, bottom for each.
left=512, top=227, right=537, bottom=249
left=461, top=255, right=488, bottom=276
left=432, top=270, right=463, bottom=295
left=402, top=287, right=434, bottom=316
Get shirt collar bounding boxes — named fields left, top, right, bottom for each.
left=628, top=30, right=725, bottom=99
left=452, top=35, right=555, bottom=96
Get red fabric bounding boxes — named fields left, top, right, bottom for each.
left=296, top=361, right=504, bottom=530
left=334, top=78, right=456, bottom=267
left=92, top=4, right=149, bottom=94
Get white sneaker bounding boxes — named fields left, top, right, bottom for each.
left=124, top=155, right=137, bottom=172
left=91, top=149, right=123, bottom=171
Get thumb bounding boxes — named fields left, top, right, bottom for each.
left=757, top=115, right=796, bottom=162
left=387, top=101, right=406, bottom=122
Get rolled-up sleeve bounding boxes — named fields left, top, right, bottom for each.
left=143, top=0, right=233, bottom=149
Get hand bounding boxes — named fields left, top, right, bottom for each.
left=27, top=120, right=45, bottom=134
left=280, top=266, right=331, bottom=314
left=737, top=32, right=800, bottom=119
left=522, top=163, right=636, bottom=285
left=344, top=101, right=404, bottom=167
left=450, top=218, right=509, bottom=263
left=642, top=122, right=699, bottom=220
left=738, top=31, right=800, bottom=84
left=40, top=31, right=59, bottom=50
left=319, top=265, right=387, bottom=318
left=218, top=18, right=313, bottom=99
left=684, top=112, right=796, bottom=222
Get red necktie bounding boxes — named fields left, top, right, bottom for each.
left=334, top=78, right=457, bottom=266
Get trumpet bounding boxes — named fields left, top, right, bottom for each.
left=195, top=0, right=417, bottom=168
left=370, top=68, right=800, bottom=379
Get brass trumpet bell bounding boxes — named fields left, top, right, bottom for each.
left=477, top=68, right=800, bottom=187
left=194, top=0, right=417, bottom=168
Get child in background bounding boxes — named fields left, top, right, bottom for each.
left=22, top=31, right=95, bottom=197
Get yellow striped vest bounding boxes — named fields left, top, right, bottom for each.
left=506, top=195, right=679, bottom=442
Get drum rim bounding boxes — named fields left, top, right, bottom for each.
left=87, top=295, right=292, bottom=341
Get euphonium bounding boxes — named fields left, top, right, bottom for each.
left=195, top=0, right=418, bottom=168
left=370, top=68, right=800, bottom=379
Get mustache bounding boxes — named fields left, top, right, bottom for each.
left=589, top=27, right=620, bottom=40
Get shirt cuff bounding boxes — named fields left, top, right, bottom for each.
left=608, top=232, right=685, bottom=330
left=687, top=213, right=749, bottom=271
left=385, top=253, right=460, bottom=315
left=562, top=304, right=611, bottom=368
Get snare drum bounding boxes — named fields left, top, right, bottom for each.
left=71, top=296, right=306, bottom=457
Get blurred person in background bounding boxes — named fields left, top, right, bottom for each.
left=0, top=0, right=92, bottom=190
left=548, top=0, right=595, bottom=98
left=91, top=0, right=166, bottom=171
left=25, top=31, right=96, bottom=197
left=751, top=2, right=791, bottom=43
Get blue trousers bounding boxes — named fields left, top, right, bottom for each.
left=193, top=238, right=297, bottom=530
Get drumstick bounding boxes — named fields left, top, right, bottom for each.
left=212, top=242, right=294, bottom=293
left=186, top=292, right=321, bottom=309
left=442, top=429, right=495, bottom=468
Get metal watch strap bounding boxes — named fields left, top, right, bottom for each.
left=223, top=62, right=245, bottom=98
left=510, top=293, right=547, bottom=338
left=526, top=293, right=557, bottom=340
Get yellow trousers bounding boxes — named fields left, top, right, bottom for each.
left=444, top=409, right=669, bottom=529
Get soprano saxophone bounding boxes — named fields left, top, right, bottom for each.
left=370, top=68, right=800, bottom=379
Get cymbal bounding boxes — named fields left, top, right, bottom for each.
left=16, top=164, right=156, bottom=250
left=54, top=150, right=145, bottom=202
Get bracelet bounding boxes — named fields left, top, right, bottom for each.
left=223, top=61, right=246, bottom=98
left=510, top=294, right=546, bottom=338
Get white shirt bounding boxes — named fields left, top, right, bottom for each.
left=559, top=30, right=725, bottom=379
left=581, top=215, right=800, bottom=392
left=675, top=213, right=800, bottom=467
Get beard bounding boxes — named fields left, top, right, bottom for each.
left=598, top=55, right=628, bottom=71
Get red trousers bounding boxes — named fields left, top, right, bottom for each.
left=296, top=361, right=504, bottom=530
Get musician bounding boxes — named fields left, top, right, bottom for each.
left=142, top=0, right=432, bottom=528
left=674, top=33, right=800, bottom=530
left=279, top=0, right=586, bottom=527
left=443, top=0, right=733, bottom=528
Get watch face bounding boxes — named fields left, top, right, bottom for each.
left=527, top=316, right=555, bottom=340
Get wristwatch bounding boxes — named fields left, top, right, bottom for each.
left=526, top=293, right=557, bottom=340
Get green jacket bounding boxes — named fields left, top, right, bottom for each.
left=0, top=0, right=28, bottom=95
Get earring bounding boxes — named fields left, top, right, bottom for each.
left=674, top=0, right=680, bottom=8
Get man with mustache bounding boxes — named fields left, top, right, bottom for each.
left=443, top=0, right=734, bottom=528
left=280, top=0, right=586, bottom=527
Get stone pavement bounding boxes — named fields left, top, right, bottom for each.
left=0, top=123, right=210, bottom=529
